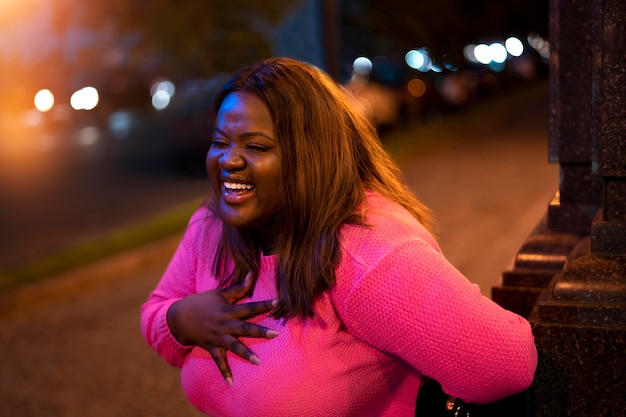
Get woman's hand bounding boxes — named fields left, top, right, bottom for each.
left=166, top=272, right=278, bottom=385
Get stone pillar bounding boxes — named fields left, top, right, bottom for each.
left=493, top=0, right=601, bottom=322
left=492, top=0, right=626, bottom=415
left=529, top=0, right=626, bottom=416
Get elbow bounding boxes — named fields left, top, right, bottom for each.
left=477, top=326, right=539, bottom=404
left=457, top=322, right=538, bottom=404
left=517, top=332, right=538, bottom=393
left=512, top=319, right=538, bottom=393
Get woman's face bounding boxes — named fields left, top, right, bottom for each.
left=207, top=92, right=280, bottom=231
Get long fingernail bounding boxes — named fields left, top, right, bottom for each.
left=266, top=330, right=279, bottom=338
left=271, top=299, right=279, bottom=307
left=249, top=354, right=260, bottom=365
left=225, top=377, right=233, bottom=387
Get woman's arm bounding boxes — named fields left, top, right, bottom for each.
left=334, top=238, right=537, bottom=404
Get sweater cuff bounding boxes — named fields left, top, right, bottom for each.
left=158, top=299, right=194, bottom=367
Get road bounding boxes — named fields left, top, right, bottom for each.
left=0, top=84, right=558, bottom=417
left=0, top=110, right=209, bottom=269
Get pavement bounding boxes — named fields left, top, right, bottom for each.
left=0, top=83, right=557, bottom=417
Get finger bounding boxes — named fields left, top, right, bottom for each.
left=226, top=320, right=279, bottom=339
left=231, top=299, right=277, bottom=320
left=219, top=272, right=255, bottom=303
left=208, top=347, right=233, bottom=386
left=222, top=336, right=261, bottom=365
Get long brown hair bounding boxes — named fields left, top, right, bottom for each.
left=209, top=57, right=435, bottom=318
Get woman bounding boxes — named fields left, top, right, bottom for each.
left=141, top=57, right=537, bottom=417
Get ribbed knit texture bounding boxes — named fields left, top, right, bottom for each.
left=141, top=191, right=537, bottom=416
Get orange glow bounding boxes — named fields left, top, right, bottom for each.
left=0, top=0, right=41, bottom=26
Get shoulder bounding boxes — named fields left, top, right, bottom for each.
left=182, top=203, right=222, bottom=248
left=340, top=191, right=440, bottom=262
left=187, top=203, right=219, bottom=227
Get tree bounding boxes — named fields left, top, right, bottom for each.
left=341, top=0, right=548, bottom=61
left=50, top=0, right=298, bottom=79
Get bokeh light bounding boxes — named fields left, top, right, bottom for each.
left=407, top=78, right=427, bottom=98
left=489, top=43, right=508, bottom=64
left=152, top=90, right=171, bottom=110
left=505, top=37, right=524, bottom=57
left=442, top=54, right=460, bottom=71
left=77, top=126, right=100, bottom=146
left=34, top=89, right=55, bottom=112
left=463, top=44, right=478, bottom=63
left=473, top=44, right=492, bottom=65
left=108, top=111, right=133, bottom=139
left=150, top=78, right=176, bottom=110
left=405, top=49, right=431, bottom=72
left=528, top=32, right=550, bottom=59
left=352, top=57, right=373, bottom=75
left=70, top=86, right=99, bottom=111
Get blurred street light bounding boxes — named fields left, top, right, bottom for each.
left=34, top=89, right=55, bottom=112
left=70, top=86, right=99, bottom=111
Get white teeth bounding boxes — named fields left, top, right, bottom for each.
left=224, top=181, right=255, bottom=190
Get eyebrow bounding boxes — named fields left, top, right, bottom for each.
left=213, top=127, right=276, bottom=141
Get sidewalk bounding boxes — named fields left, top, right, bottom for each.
left=0, top=82, right=557, bottom=417
left=391, top=82, right=556, bottom=295
left=0, top=235, right=205, bottom=417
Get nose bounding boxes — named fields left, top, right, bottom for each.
left=219, top=147, right=246, bottom=171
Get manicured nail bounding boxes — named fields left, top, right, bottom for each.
left=249, top=354, right=260, bottom=365
left=266, top=329, right=279, bottom=338
left=271, top=299, right=279, bottom=307
left=225, top=377, right=233, bottom=387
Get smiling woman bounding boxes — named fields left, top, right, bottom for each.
left=206, top=92, right=280, bottom=238
left=141, top=57, right=537, bottom=417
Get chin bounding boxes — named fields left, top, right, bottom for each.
left=219, top=215, right=247, bottom=229
left=218, top=209, right=252, bottom=229
left=218, top=202, right=274, bottom=230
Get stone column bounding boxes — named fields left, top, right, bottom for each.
left=529, top=0, right=626, bottom=416
left=493, top=0, right=601, bottom=320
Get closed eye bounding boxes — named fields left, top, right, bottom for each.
left=210, top=138, right=228, bottom=148
left=247, top=144, right=271, bottom=152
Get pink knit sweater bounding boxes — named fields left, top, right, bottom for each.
left=141, top=192, right=537, bottom=417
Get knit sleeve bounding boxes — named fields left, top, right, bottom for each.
left=140, top=208, right=208, bottom=368
left=334, top=238, right=537, bottom=404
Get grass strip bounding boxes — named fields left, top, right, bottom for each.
left=0, top=197, right=203, bottom=293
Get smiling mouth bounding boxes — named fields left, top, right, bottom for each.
left=223, top=181, right=256, bottom=193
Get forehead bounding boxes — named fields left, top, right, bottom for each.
left=216, top=92, right=273, bottom=129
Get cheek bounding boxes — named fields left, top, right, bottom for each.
left=255, top=158, right=280, bottom=189
left=205, top=150, right=219, bottom=170
left=205, top=149, right=215, bottom=167
left=205, top=152, right=220, bottom=183
left=261, top=167, right=281, bottom=208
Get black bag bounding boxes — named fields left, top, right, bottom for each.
left=415, top=378, right=531, bottom=417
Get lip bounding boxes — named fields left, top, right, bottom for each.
left=220, top=173, right=250, bottom=184
left=221, top=180, right=256, bottom=204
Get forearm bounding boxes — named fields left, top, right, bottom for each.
left=141, top=295, right=193, bottom=368
left=140, top=214, right=201, bottom=367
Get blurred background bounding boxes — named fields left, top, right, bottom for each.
left=0, top=0, right=549, bottom=275
left=0, top=1, right=555, bottom=415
